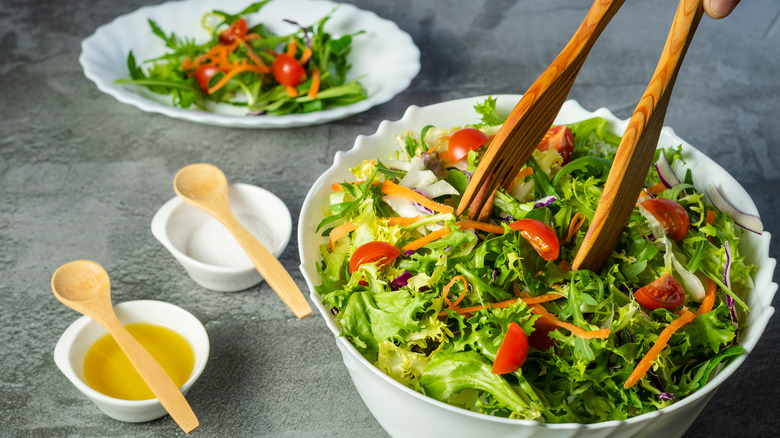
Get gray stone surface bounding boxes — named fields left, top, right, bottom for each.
left=1, top=0, right=778, bottom=436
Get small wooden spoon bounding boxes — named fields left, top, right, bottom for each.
left=572, top=0, right=704, bottom=271
left=173, top=163, right=311, bottom=319
left=457, top=0, right=626, bottom=221
left=51, top=260, right=199, bottom=434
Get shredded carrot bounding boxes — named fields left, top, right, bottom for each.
left=299, top=47, right=313, bottom=64
left=329, top=221, right=356, bottom=251
left=698, top=277, right=717, bottom=315
left=455, top=220, right=505, bottom=234
left=624, top=309, right=695, bottom=389
left=286, top=40, right=297, bottom=57
left=439, top=292, right=563, bottom=316
left=381, top=181, right=454, bottom=214
left=427, top=135, right=450, bottom=153
left=285, top=85, right=298, bottom=97
left=438, top=151, right=451, bottom=161
left=442, top=275, right=469, bottom=309
left=562, top=212, right=586, bottom=244
left=522, top=293, right=565, bottom=305
left=705, top=210, right=716, bottom=225
left=637, top=190, right=653, bottom=203
left=558, top=259, right=572, bottom=272
left=509, top=166, right=534, bottom=191
left=530, top=305, right=610, bottom=339
left=208, top=64, right=270, bottom=94
left=307, top=68, right=321, bottom=99
left=401, top=226, right=450, bottom=252
left=331, top=180, right=379, bottom=191
left=386, top=216, right=422, bottom=226
left=646, top=182, right=667, bottom=195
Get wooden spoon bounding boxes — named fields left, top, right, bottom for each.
left=51, top=260, right=199, bottom=434
left=572, top=0, right=704, bottom=271
left=173, top=163, right=311, bottom=319
left=457, top=0, right=626, bottom=221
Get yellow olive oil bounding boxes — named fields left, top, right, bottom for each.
left=83, top=323, right=195, bottom=400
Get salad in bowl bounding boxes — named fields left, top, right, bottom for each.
left=298, top=95, right=776, bottom=437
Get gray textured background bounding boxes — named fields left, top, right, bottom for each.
left=1, top=0, right=778, bottom=436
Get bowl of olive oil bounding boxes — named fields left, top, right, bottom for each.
left=54, top=300, right=209, bottom=423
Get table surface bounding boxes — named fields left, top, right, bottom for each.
left=2, top=0, right=778, bottom=436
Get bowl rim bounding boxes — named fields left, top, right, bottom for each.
left=298, top=94, right=777, bottom=429
left=151, top=182, right=292, bottom=274
left=53, top=299, right=210, bottom=407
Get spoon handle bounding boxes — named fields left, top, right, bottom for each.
left=572, top=0, right=704, bottom=271
left=98, top=313, right=199, bottom=433
left=219, top=211, right=312, bottom=319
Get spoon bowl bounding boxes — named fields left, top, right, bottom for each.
left=51, top=260, right=199, bottom=434
left=173, top=163, right=311, bottom=319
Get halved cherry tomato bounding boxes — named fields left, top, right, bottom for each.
left=195, top=64, right=221, bottom=92
left=528, top=317, right=558, bottom=351
left=640, top=198, right=690, bottom=242
left=349, top=241, right=401, bottom=273
left=536, top=125, right=574, bottom=165
left=509, top=219, right=560, bottom=261
left=219, top=18, right=248, bottom=45
left=492, top=322, right=529, bottom=374
left=272, top=54, right=306, bottom=87
left=448, top=128, right=489, bottom=163
left=634, top=273, right=686, bottom=310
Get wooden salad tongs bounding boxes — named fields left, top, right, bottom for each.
left=572, top=0, right=704, bottom=272
left=457, top=0, right=626, bottom=221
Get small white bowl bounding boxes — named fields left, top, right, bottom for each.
left=151, top=183, right=292, bottom=292
left=53, top=300, right=210, bottom=423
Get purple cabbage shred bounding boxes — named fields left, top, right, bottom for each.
left=390, top=271, right=413, bottom=291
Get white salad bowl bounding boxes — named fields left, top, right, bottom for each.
left=298, top=95, right=777, bottom=438
left=54, top=300, right=210, bottom=423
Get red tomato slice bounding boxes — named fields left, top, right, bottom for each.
left=448, top=128, right=489, bottom=163
left=349, top=241, right=401, bottom=273
left=509, top=219, right=560, bottom=261
left=528, top=317, right=558, bottom=351
left=219, top=18, right=248, bottom=45
left=272, top=54, right=306, bottom=87
left=640, top=198, right=690, bottom=241
left=195, top=64, right=221, bottom=92
left=634, top=273, right=686, bottom=310
left=536, top=125, right=574, bottom=165
left=492, top=322, right=529, bottom=374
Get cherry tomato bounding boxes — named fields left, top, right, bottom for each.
left=195, top=64, right=221, bottom=92
left=536, top=125, right=574, bottom=165
left=448, top=128, right=489, bottom=163
left=272, top=54, right=306, bottom=87
left=640, top=198, right=690, bottom=241
left=528, top=317, right=558, bottom=351
left=219, top=18, right=248, bottom=45
left=509, top=219, right=560, bottom=261
left=349, top=241, right=401, bottom=273
left=634, top=273, right=686, bottom=310
left=492, top=322, right=529, bottom=374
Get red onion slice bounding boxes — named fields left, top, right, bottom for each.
left=534, top=195, right=557, bottom=209
left=705, top=183, right=764, bottom=234
left=723, top=240, right=739, bottom=328
left=655, top=150, right=681, bottom=188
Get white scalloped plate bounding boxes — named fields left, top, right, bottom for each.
left=298, top=95, right=777, bottom=437
left=80, top=0, right=420, bottom=128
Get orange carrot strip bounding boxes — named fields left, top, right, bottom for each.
left=442, top=275, right=468, bottom=308
left=447, top=298, right=519, bottom=315
left=646, top=182, right=667, bottom=195
left=440, top=292, right=564, bottom=317
left=285, top=85, right=298, bottom=97
left=706, top=210, right=716, bottom=225
left=402, top=226, right=450, bottom=252
left=307, top=68, right=321, bottom=99
left=698, top=277, right=717, bottom=315
left=286, top=40, right=297, bottom=57
left=427, top=135, right=450, bottom=153
left=558, top=259, right=572, bottom=272
left=522, top=292, right=565, bottom=305
left=208, top=64, right=269, bottom=94
left=624, top=309, right=696, bottom=389
left=330, top=180, right=380, bottom=191
left=530, top=305, right=610, bottom=339
left=381, top=181, right=454, bottom=214
left=562, top=212, right=586, bottom=244
left=329, top=221, right=356, bottom=251
left=299, top=47, right=313, bottom=64
left=455, top=220, right=505, bottom=234
left=386, top=216, right=422, bottom=226
left=637, top=190, right=653, bottom=204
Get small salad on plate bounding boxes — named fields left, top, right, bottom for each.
left=117, top=0, right=367, bottom=115
left=313, top=97, right=761, bottom=423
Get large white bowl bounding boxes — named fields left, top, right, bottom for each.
left=298, top=95, right=777, bottom=437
